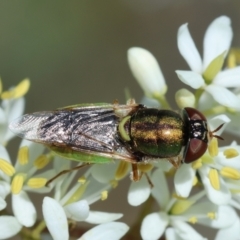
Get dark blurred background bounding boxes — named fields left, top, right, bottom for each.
left=3, top=1, right=240, bottom=239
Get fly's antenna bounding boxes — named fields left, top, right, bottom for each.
left=209, top=123, right=224, bottom=140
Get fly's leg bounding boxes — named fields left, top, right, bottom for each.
left=45, top=163, right=92, bottom=186
left=168, top=156, right=182, bottom=168
left=130, top=163, right=154, bottom=188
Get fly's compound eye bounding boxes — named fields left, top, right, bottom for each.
left=182, top=107, right=208, bottom=164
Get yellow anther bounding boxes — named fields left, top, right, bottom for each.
left=208, top=138, right=218, bottom=157
left=18, top=146, right=29, bottom=165
left=192, top=176, right=198, bottom=186
left=110, top=180, right=118, bottom=188
left=11, top=174, right=25, bottom=194
left=1, top=78, right=30, bottom=99
left=0, top=159, right=15, bottom=176
left=207, top=212, right=216, bottom=220
left=223, top=148, right=239, bottom=159
left=27, top=178, right=47, bottom=188
left=78, top=176, right=86, bottom=184
left=170, top=200, right=195, bottom=215
left=138, top=163, right=153, bottom=173
left=101, top=191, right=108, bottom=201
left=115, top=161, right=129, bottom=180
left=191, top=159, right=202, bottom=170
left=34, top=155, right=50, bottom=169
left=201, top=155, right=214, bottom=164
left=220, top=167, right=240, bottom=180
left=188, top=216, right=197, bottom=224
left=209, top=169, right=220, bottom=190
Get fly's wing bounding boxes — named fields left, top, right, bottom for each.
left=9, top=103, right=141, bottom=162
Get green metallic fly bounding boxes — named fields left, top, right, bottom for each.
left=9, top=99, right=223, bottom=184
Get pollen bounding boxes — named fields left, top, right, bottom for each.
left=1, top=78, right=30, bottom=99
left=0, top=159, right=15, bottom=176
left=115, top=161, right=129, bottom=180
left=101, top=190, right=108, bottom=201
left=188, top=216, right=197, bottom=224
left=192, top=159, right=202, bottom=170
left=209, top=169, right=220, bottom=190
left=170, top=199, right=194, bottom=215
left=18, top=146, right=29, bottom=165
left=207, top=212, right=216, bottom=220
left=27, top=178, right=47, bottom=188
left=34, top=155, right=50, bottom=169
left=11, top=174, right=25, bottom=194
left=208, top=138, right=218, bottom=157
left=223, top=148, right=239, bottom=159
left=220, top=167, right=240, bottom=180
left=78, top=176, right=86, bottom=184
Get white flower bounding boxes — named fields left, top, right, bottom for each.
left=43, top=159, right=126, bottom=240
left=176, top=16, right=240, bottom=110
left=0, top=140, right=53, bottom=227
left=140, top=168, right=236, bottom=240
left=0, top=216, right=22, bottom=239
left=127, top=47, right=167, bottom=99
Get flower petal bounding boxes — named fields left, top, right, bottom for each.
left=214, top=66, right=240, bottom=87
left=0, top=196, right=6, bottom=210
left=198, top=205, right=237, bottom=228
left=0, top=216, right=22, bottom=239
left=78, top=222, right=129, bottom=240
left=42, top=197, right=69, bottom=240
left=177, top=23, right=202, bottom=73
left=205, top=85, right=240, bottom=110
left=203, top=16, right=233, bottom=71
left=215, top=215, right=240, bottom=240
left=12, top=191, right=36, bottom=227
left=152, top=168, right=170, bottom=209
left=64, top=200, right=89, bottom=221
left=127, top=47, right=167, bottom=97
left=199, top=166, right=231, bottom=205
left=128, top=175, right=151, bottom=206
left=85, top=211, right=123, bottom=224
left=141, top=212, right=168, bottom=240
left=175, top=71, right=205, bottom=89
left=208, top=114, right=230, bottom=136
left=174, top=164, right=195, bottom=198
left=91, top=164, right=116, bottom=183
left=172, top=220, right=206, bottom=240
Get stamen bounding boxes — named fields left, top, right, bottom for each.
left=220, top=167, right=240, bottom=180
left=208, top=138, right=218, bottom=157
left=110, top=180, right=118, bottom=188
left=188, top=216, right=197, bottom=224
left=138, top=163, right=153, bottom=173
left=223, top=148, right=239, bottom=159
left=34, top=155, right=50, bottom=169
left=11, top=174, right=25, bottom=194
left=101, top=191, right=108, bottom=201
left=78, top=176, right=86, bottom=184
left=192, top=176, right=198, bottom=186
left=115, top=161, right=130, bottom=180
left=170, top=200, right=194, bottom=215
left=0, top=159, right=15, bottom=176
left=208, top=169, right=220, bottom=190
left=27, top=178, right=47, bottom=188
left=207, top=212, right=216, bottom=220
left=18, top=146, right=29, bottom=165
left=192, top=159, right=202, bottom=170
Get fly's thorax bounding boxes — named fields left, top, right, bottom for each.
left=182, top=108, right=209, bottom=163
left=118, top=108, right=185, bottom=159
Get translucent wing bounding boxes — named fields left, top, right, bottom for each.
left=9, top=103, right=141, bottom=162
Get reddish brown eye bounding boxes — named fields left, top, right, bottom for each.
left=183, top=107, right=209, bottom=164
left=184, top=138, right=208, bottom=163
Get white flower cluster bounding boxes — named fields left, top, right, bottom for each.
left=1, top=15, right=240, bottom=240
left=128, top=16, right=240, bottom=240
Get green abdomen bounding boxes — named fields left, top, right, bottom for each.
left=130, top=109, right=184, bottom=158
